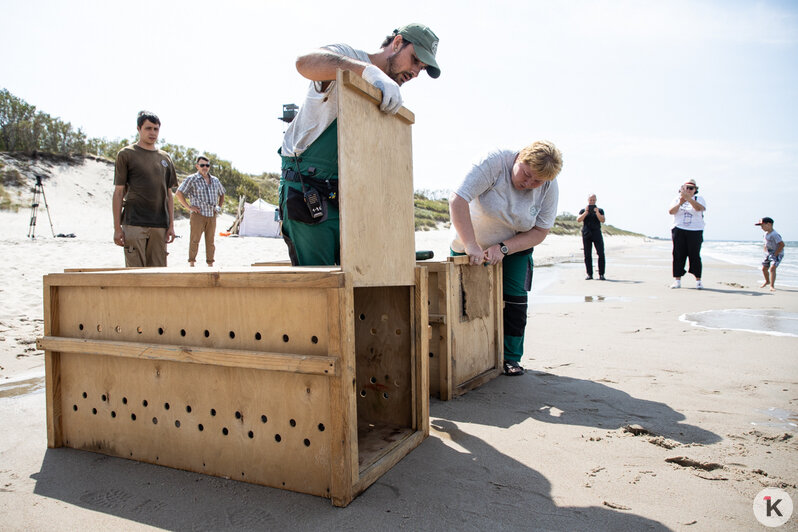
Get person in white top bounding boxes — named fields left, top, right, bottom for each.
left=668, top=179, right=706, bottom=289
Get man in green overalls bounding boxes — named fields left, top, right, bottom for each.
left=278, top=23, right=441, bottom=265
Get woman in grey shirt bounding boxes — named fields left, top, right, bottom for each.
left=450, top=141, right=563, bottom=375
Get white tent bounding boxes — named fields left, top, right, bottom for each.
left=238, top=198, right=281, bottom=238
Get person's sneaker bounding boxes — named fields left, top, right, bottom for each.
left=696, top=280, right=703, bottom=290
left=585, top=275, right=593, bottom=280
left=670, top=279, right=681, bottom=289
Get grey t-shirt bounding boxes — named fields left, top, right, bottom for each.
left=765, top=230, right=784, bottom=256
left=281, top=43, right=371, bottom=157
left=450, top=150, right=559, bottom=252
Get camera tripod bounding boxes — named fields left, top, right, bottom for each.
left=28, top=175, right=55, bottom=239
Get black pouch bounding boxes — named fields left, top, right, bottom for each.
left=285, top=186, right=328, bottom=224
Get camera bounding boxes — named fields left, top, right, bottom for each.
left=588, top=205, right=596, bottom=213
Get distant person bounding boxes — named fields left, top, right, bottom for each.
left=668, top=178, right=706, bottom=289
left=755, top=217, right=784, bottom=291
left=175, top=156, right=225, bottom=267
left=112, top=111, right=177, bottom=267
left=450, top=141, right=563, bottom=376
left=576, top=194, right=606, bottom=280
left=279, top=23, right=441, bottom=266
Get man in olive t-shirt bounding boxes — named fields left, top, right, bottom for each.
left=112, top=111, right=177, bottom=267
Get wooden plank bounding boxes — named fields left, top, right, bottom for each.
left=58, top=353, right=334, bottom=497
left=339, top=70, right=415, bottom=125
left=44, top=268, right=346, bottom=289
left=337, top=69, right=415, bottom=287
left=413, top=267, right=429, bottom=436
left=43, top=283, right=62, bottom=447
left=354, top=430, right=424, bottom=495
left=327, top=283, right=357, bottom=507
left=439, top=263, right=454, bottom=400
left=37, top=337, right=337, bottom=376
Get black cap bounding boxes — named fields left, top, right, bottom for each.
left=755, top=217, right=774, bottom=225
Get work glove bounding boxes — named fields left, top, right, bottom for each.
left=361, top=65, right=403, bottom=114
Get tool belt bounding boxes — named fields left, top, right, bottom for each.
left=281, top=168, right=339, bottom=225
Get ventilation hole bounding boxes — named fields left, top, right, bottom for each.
left=122, top=397, right=128, bottom=404
left=111, top=411, right=116, bottom=418
left=370, top=328, right=377, bottom=335
left=282, top=334, right=289, bottom=342
left=289, top=419, right=296, bottom=427
left=359, top=313, right=366, bottom=321
left=395, top=329, right=401, bottom=335
left=222, top=427, right=229, bottom=436
left=198, top=424, right=204, bottom=431
left=97, top=325, right=102, bottom=332
left=131, top=413, right=137, bottom=421
left=72, top=405, right=77, bottom=411
left=204, top=330, right=210, bottom=338
left=306, top=388, right=311, bottom=394
left=210, top=408, right=216, bottom=416
left=429, top=352, right=434, bottom=358
left=158, top=327, right=164, bottom=335
left=229, top=331, right=236, bottom=339
left=383, top=392, right=389, bottom=399
left=242, top=472, right=245, bottom=477
left=137, top=326, right=143, bottom=334
left=360, top=390, right=366, bottom=397
left=115, top=326, right=122, bottom=333
left=101, top=394, right=107, bottom=402
left=152, top=417, right=158, bottom=424
left=143, top=400, right=148, bottom=407
left=318, top=423, right=325, bottom=432
left=304, top=439, right=310, bottom=447
left=180, top=329, right=186, bottom=337
left=82, top=392, right=87, bottom=399
left=275, top=434, right=282, bottom=442
left=370, top=377, right=377, bottom=384
left=311, top=335, right=318, bottom=344
left=78, top=323, right=84, bottom=331
left=175, top=420, right=181, bottom=428
left=164, top=402, right=170, bottom=410
left=248, top=431, right=254, bottom=439
left=255, top=332, right=262, bottom=340
left=92, top=408, right=97, bottom=415
left=234, top=411, right=242, bottom=419
left=186, top=405, right=192, bottom=413
left=261, top=415, right=268, bottom=423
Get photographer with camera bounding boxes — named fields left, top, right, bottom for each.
left=576, top=194, right=606, bottom=280
left=668, top=179, right=706, bottom=289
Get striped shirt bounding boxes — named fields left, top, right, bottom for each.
left=178, top=173, right=225, bottom=217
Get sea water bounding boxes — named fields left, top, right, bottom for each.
left=702, top=240, right=798, bottom=288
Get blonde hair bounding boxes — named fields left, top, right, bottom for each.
left=518, top=140, right=563, bottom=181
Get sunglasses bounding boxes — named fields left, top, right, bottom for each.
left=685, top=185, right=695, bottom=189
left=198, top=163, right=210, bottom=168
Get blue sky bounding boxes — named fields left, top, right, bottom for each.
left=2, top=0, right=796, bottom=240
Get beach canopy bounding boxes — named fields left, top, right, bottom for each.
left=238, top=198, right=281, bottom=238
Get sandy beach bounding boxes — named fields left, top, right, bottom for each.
left=1, top=158, right=796, bottom=530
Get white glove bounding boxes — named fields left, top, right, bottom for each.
left=361, top=64, right=403, bottom=114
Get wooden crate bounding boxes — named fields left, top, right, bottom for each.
left=38, top=70, right=429, bottom=507
left=39, top=266, right=428, bottom=507
left=422, top=256, right=503, bottom=400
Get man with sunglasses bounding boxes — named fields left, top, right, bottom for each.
left=175, top=156, right=226, bottom=267
left=278, top=23, right=441, bottom=266
left=668, top=179, right=706, bottom=289
left=113, top=111, right=178, bottom=267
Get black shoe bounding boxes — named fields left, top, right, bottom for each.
left=503, top=360, right=525, bottom=376
left=599, top=275, right=606, bottom=280
left=585, top=275, right=593, bottom=280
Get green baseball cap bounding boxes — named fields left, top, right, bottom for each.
left=396, top=23, right=441, bottom=78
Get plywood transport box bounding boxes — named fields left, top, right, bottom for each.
left=423, top=257, right=503, bottom=400
left=37, top=71, right=429, bottom=508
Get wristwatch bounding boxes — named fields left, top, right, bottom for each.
left=499, top=242, right=509, bottom=256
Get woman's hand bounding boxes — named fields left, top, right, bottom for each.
left=465, top=241, right=484, bottom=265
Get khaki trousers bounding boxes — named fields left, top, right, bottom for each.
left=189, top=213, right=217, bottom=265
left=122, top=225, right=168, bottom=267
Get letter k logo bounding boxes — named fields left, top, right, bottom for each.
left=765, top=496, right=783, bottom=517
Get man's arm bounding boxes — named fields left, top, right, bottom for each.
left=449, top=193, right=484, bottom=264
left=596, top=208, right=606, bottom=223
left=113, top=185, right=126, bottom=246
left=776, top=239, right=785, bottom=255
left=165, top=189, right=175, bottom=243
left=175, top=190, right=199, bottom=214
left=576, top=208, right=587, bottom=222
left=218, top=193, right=225, bottom=208
left=296, top=49, right=371, bottom=82
left=484, top=226, right=550, bottom=265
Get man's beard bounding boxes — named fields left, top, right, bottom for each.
left=386, top=52, right=408, bottom=85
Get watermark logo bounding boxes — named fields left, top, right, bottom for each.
left=753, top=488, right=793, bottom=527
